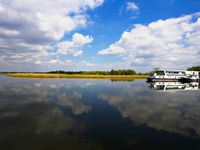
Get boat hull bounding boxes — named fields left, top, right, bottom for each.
left=179, top=77, right=199, bottom=83
left=147, top=77, right=199, bottom=82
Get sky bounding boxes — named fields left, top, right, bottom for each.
left=0, top=0, right=200, bottom=72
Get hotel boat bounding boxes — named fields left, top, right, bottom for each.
left=147, top=69, right=199, bottom=82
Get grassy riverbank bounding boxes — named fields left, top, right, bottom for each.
left=7, top=73, right=148, bottom=79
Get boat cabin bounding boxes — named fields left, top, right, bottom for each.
left=148, top=68, right=199, bottom=82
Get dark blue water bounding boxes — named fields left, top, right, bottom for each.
left=0, top=75, right=200, bottom=150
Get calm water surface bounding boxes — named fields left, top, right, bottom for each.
left=0, top=75, right=200, bottom=150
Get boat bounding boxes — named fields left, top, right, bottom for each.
left=147, top=68, right=199, bottom=82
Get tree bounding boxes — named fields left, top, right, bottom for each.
left=111, top=69, right=115, bottom=75
left=187, top=66, right=200, bottom=71
left=138, top=72, right=143, bottom=75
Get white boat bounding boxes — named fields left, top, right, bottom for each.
left=147, top=68, right=199, bottom=82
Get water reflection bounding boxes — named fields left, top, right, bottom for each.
left=0, top=76, right=102, bottom=150
left=147, top=81, right=199, bottom=91
left=97, top=81, right=200, bottom=139
left=0, top=75, right=200, bottom=149
left=110, top=79, right=135, bottom=82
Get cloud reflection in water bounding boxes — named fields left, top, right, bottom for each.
left=98, top=81, right=200, bottom=138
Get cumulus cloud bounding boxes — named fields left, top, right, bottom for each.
left=98, top=13, right=200, bottom=70
left=34, top=59, right=97, bottom=71
left=64, top=60, right=96, bottom=68
left=0, top=0, right=103, bottom=71
left=0, top=0, right=103, bottom=42
left=57, top=33, right=93, bottom=56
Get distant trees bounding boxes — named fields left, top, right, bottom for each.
left=50, top=70, right=66, bottom=74
left=187, top=66, right=200, bottom=71
left=81, top=71, right=110, bottom=75
left=110, top=69, right=136, bottom=75
left=49, top=70, right=111, bottom=75
left=49, top=69, right=137, bottom=75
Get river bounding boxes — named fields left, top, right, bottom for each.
left=0, top=75, right=200, bottom=150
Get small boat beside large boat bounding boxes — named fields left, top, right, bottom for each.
left=147, top=68, right=199, bottom=82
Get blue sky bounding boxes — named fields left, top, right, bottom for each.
left=0, top=0, right=199, bottom=72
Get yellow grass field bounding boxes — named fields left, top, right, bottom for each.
left=7, top=73, right=148, bottom=79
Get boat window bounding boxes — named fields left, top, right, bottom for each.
left=155, top=71, right=165, bottom=75
left=167, top=71, right=184, bottom=74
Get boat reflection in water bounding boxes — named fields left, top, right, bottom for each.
left=148, top=81, right=199, bottom=91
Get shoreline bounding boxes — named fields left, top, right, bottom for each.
left=7, top=73, right=148, bottom=79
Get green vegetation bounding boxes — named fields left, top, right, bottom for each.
left=48, top=69, right=150, bottom=75
left=49, top=69, right=138, bottom=75
left=187, top=66, right=200, bottom=71
left=110, top=69, right=136, bottom=75
left=49, top=70, right=111, bottom=75
left=4, top=69, right=150, bottom=79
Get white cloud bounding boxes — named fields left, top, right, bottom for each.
left=0, top=0, right=103, bottom=41
left=0, top=0, right=103, bottom=71
left=57, top=33, right=93, bottom=56
left=0, top=28, right=20, bottom=36
left=73, top=50, right=83, bottom=57
left=35, top=60, right=42, bottom=65
left=34, top=59, right=97, bottom=70
left=65, top=60, right=72, bottom=63
left=98, top=45, right=125, bottom=55
left=64, top=60, right=96, bottom=68
left=119, top=2, right=139, bottom=17
left=98, top=13, right=200, bottom=71
left=49, top=59, right=64, bottom=65
left=126, top=2, right=139, bottom=12
left=35, top=59, right=64, bottom=66
left=72, top=33, right=94, bottom=46
left=79, top=61, right=96, bottom=67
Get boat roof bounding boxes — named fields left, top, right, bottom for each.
left=155, top=69, right=184, bottom=72
left=155, top=69, right=199, bottom=72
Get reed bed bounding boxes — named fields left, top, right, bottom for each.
left=7, top=73, right=148, bottom=79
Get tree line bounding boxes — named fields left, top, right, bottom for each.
left=49, top=69, right=149, bottom=75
